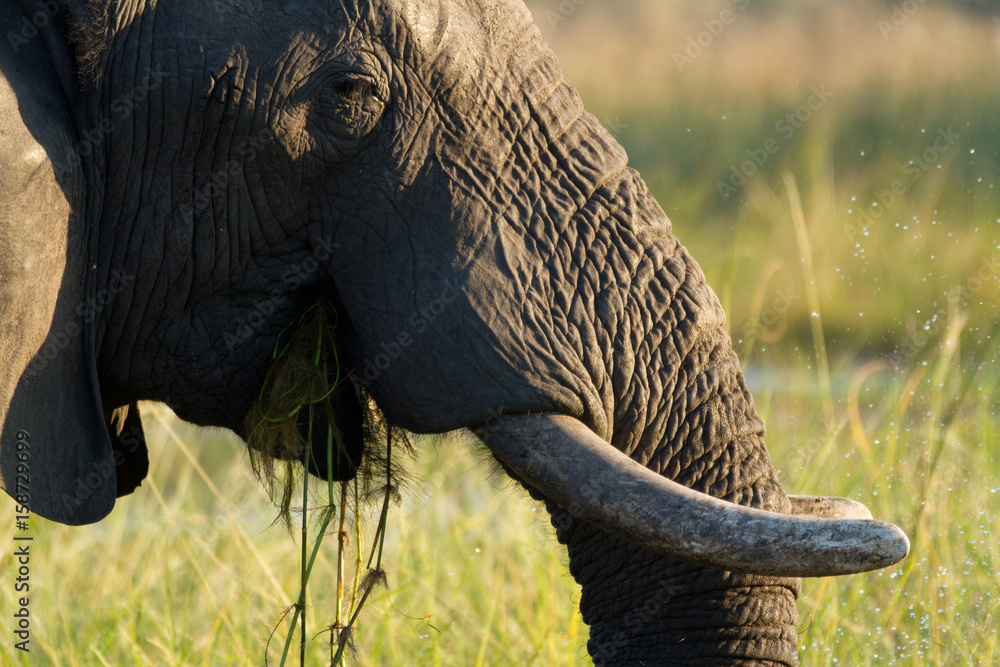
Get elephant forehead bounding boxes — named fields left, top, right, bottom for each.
left=399, top=0, right=475, bottom=81
left=394, top=0, right=530, bottom=84
left=398, top=0, right=450, bottom=53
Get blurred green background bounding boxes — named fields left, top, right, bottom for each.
left=540, top=0, right=1000, bottom=367
left=2, top=1, right=999, bottom=665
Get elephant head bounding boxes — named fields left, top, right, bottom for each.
left=0, top=0, right=907, bottom=663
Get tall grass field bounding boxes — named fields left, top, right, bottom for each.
left=2, top=1, right=999, bottom=665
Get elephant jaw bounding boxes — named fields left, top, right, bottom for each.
left=474, top=413, right=909, bottom=578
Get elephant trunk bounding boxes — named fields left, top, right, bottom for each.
left=472, top=161, right=904, bottom=663
left=565, top=306, right=801, bottom=665
left=479, top=282, right=805, bottom=664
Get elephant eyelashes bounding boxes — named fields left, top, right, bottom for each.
left=330, top=78, right=368, bottom=103
left=320, top=73, right=386, bottom=139
left=276, top=66, right=387, bottom=160
left=271, top=47, right=391, bottom=159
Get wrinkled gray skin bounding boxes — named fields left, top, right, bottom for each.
left=1, top=1, right=800, bottom=663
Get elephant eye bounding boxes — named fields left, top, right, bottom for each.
left=331, top=78, right=368, bottom=104
left=275, top=50, right=389, bottom=159
left=321, top=73, right=386, bottom=138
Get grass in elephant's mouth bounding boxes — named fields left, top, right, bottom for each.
left=242, top=299, right=412, bottom=665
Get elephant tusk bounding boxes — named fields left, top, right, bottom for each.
left=788, top=495, right=874, bottom=520
left=473, top=413, right=909, bottom=578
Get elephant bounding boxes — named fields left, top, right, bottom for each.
left=0, top=0, right=908, bottom=664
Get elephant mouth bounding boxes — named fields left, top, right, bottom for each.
left=241, top=299, right=370, bottom=511
left=475, top=413, right=909, bottom=578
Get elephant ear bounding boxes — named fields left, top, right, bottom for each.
left=0, top=24, right=145, bottom=525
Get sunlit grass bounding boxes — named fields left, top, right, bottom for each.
left=2, top=2, right=998, bottom=665
left=755, top=311, right=1000, bottom=666
left=0, top=408, right=587, bottom=666
left=2, top=348, right=998, bottom=666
